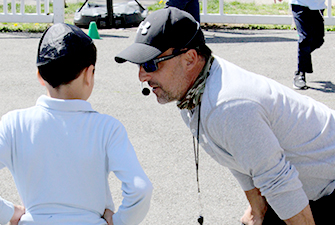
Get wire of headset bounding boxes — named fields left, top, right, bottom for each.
left=193, top=101, right=204, bottom=225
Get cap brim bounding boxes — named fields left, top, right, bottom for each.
left=114, top=43, right=162, bottom=64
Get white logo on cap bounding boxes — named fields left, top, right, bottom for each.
left=137, top=21, right=151, bottom=35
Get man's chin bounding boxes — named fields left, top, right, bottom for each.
left=156, top=96, right=175, bottom=105
left=157, top=98, right=170, bottom=104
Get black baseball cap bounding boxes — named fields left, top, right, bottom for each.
left=115, top=7, right=206, bottom=64
left=37, top=23, right=93, bottom=66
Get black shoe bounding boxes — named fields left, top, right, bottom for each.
left=293, top=71, right=308, bottom=89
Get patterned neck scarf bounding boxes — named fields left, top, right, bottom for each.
left=177, top=55, right=214, bottom=110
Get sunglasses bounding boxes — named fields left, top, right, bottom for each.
left=140, top=50, right=188, bottom=73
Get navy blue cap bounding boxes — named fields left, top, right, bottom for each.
left=37, top=23, right=93, bottom=66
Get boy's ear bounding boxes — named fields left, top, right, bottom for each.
left=37, top=71, right=46, bottom=86
left=83, top=65, right=95, bottom=86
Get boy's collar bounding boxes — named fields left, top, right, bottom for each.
left=36, top=95, right=97, bottom=113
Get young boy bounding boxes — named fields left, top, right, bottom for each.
left=0, top=23, right=153, bottom=225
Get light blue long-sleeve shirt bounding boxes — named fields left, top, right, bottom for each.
left=0, top=95, right=153, bottom=225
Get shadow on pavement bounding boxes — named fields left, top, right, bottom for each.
left=0, top=33, right=41, bottom=39
left=99, top=34, right=129, bottom=38
left=308, top=81, right=335, bottom=93
left=205, top=36, right=297, bottom=43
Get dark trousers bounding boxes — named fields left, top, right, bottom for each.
left=291, top=4, right=325, bottom=73
left=166, top=0, right=200, bottom=22
left=262, top=190, right=335, bottom=224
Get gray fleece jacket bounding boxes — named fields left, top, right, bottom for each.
left=181, top=56, right=335, bottom=220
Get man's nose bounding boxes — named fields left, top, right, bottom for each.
left=138, top=66, right=151, bottom=82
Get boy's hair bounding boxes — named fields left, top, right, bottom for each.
left=37, top=23, right=96, bottom=88
left=38, top=44, right=96, bottom=88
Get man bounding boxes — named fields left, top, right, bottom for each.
left=115, top=7, right=335, bottom=224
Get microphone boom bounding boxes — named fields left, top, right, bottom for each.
left=141, top=82, right=150, bottom=96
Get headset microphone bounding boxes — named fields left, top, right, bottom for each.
left=141, top=82, right=150, bottom=96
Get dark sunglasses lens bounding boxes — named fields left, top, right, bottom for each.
left=143, top=61, right=158, bottom=73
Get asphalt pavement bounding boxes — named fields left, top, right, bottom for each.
left=1, top=27, right=335, bottom=225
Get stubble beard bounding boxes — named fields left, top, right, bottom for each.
left=156, top=87, right=177, bottom=104
left=154, top=59, right=186, bottom=104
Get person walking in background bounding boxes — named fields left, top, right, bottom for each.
left=276, top=0, right=326, bottom=89
left=166, top=0, right=200, bottom=22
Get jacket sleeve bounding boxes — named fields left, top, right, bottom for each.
left=206, top=99, right=308, bottom=220
left=0, top=115, right=15, bottom=224
left=106, top=121, right=153, bottom=225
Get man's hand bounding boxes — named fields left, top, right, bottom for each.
left=241, top=205, right=264, bottom=225
left=241, top=188, right=267, bottom=225
left=103, top=209, right=114, bottom=225
left=10, top=205, right=25, bottom=225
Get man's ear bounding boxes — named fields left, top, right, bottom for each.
left=37, top=71, right=46, bottom=86
left=183, top=49, right=198, bottom=70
